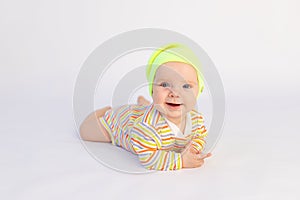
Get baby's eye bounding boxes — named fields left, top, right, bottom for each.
left=160, top=82, right=171, bottom=88
left=183, top=84, right=192, bottom=89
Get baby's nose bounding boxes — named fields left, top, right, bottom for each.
left=168, top=86, right=180, bottom=97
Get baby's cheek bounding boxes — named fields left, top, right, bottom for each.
left=152, top=88, right=167, bottom=104
left=184, top=94, right=197, bottom=110
left=152, top=93, right=163, bottom=105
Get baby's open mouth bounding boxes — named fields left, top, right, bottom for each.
left=165, top=102, right=182, bottom=107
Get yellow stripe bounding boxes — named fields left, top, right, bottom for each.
left=133, top=135, right=156, bottom=148
left=137, top=124, right=161, bottom=148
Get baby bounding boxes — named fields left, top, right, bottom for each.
left=80, top=43, right=211, bottom=170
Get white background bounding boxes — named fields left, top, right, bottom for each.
left=1, top=0, right=300, bottom=199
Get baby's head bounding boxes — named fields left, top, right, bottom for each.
left=146, top=43, right=204, bottom=123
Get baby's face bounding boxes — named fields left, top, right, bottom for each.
left=152, top=61, right=199, bottom=124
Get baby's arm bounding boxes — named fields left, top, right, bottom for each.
left=182, top=118, right=210, bottom=166
left=130, top=122, right=182, bottom=170
left=79, top=106, right=112, bottom=142
left=190, top=115, right=208, bottom=154
left=130, top=122, right=210, bottom=170
left=181, top=141, right=212, bottom=168
left=190, top=135, right=206, bottom=154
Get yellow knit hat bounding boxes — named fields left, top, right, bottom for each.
left=146, top=43, right=204, bottom=98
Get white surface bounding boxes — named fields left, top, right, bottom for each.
left=82, top=141, right=153, bottom=174
left=1, top=0, right=300, bottom=199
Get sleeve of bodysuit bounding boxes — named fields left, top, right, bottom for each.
left=130, top=122, right=182, bottom=171
left=190, top=118, right=208, bottom=154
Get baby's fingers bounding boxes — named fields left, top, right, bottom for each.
left=198, top=153, right=212, bottom=160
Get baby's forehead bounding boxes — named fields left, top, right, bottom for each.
left=154, top=62, right=198, bottom=81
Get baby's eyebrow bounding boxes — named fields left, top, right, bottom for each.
left=186, top=80, right=197, bottom=85
left=176, top=80, right=197, bottom=85
left=154, top=79, right=170, bottom=82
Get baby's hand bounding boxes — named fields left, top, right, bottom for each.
left=181, top=143, right=212, bottom=168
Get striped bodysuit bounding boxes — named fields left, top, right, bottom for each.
left=99, top=104, right=207, bottom=171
